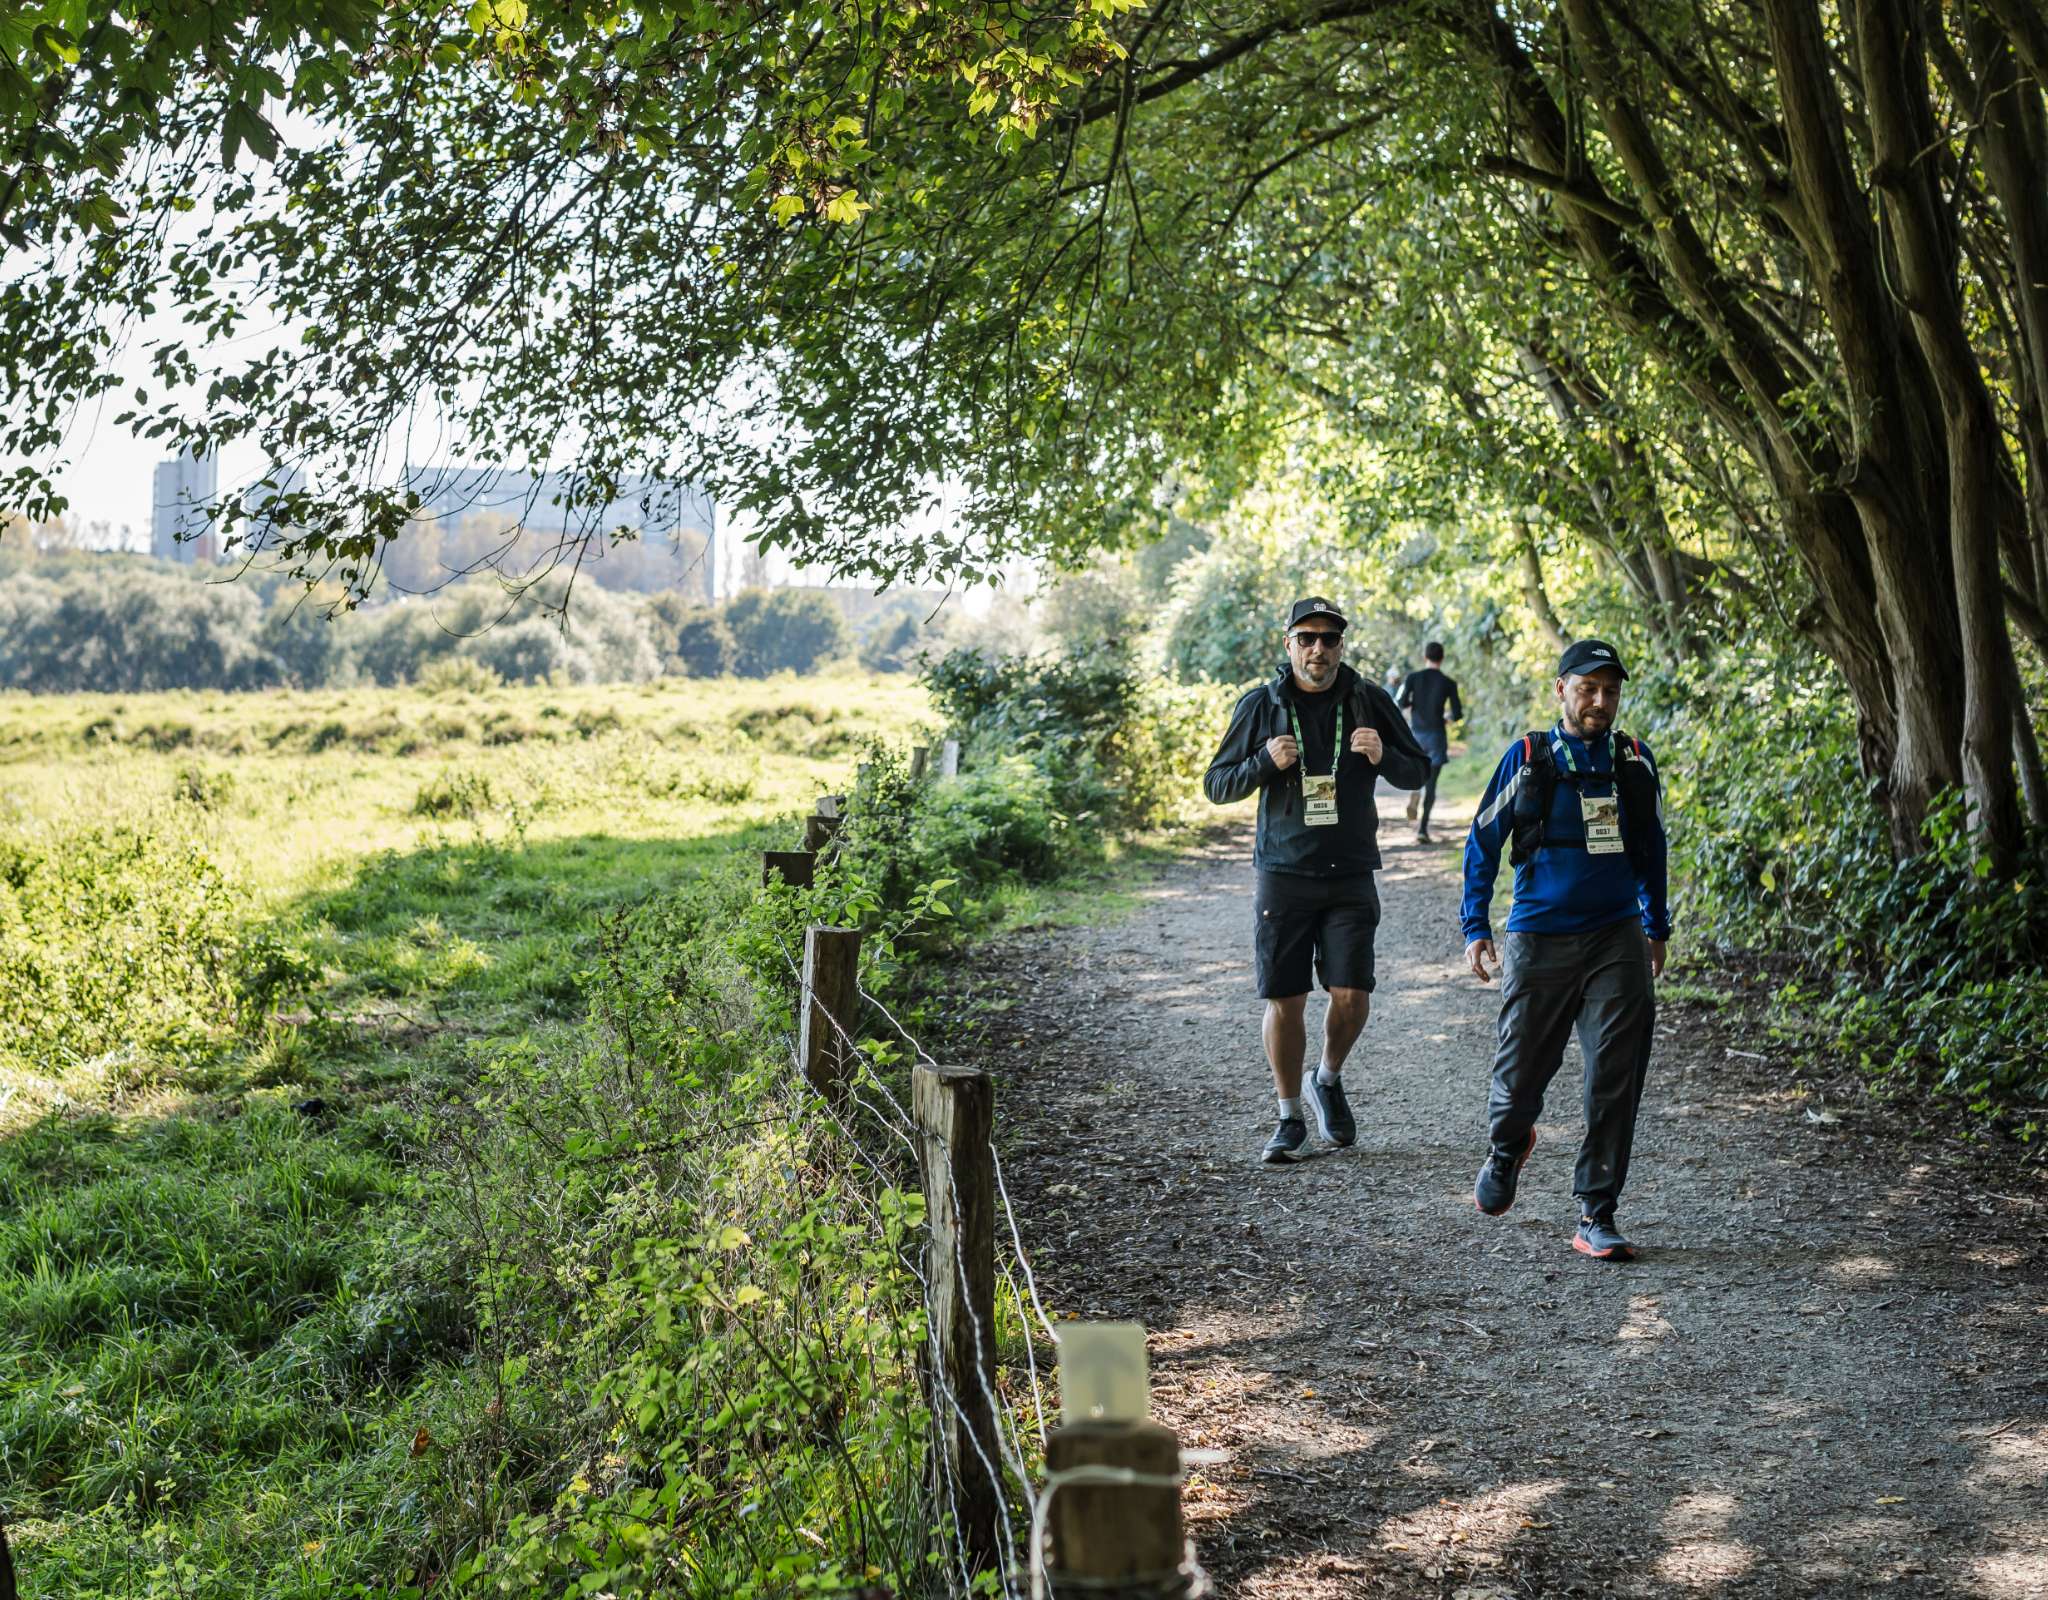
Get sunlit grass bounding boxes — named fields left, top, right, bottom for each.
left=0, top=671, right=929, bottom=1597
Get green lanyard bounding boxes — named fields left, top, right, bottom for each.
left=1289, top=699, right=1345, bottom=776
left=1553, top=728, right=1608, bottom=781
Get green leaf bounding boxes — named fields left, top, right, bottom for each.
left=32, top=23, right=80, bottom=65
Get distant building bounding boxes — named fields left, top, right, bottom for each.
left=151, top=453, right=219, bottom=563
left=400, top=465, right=715, bottom=600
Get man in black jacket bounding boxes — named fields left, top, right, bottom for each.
left=1205, top=597, right=1431, bottom=1163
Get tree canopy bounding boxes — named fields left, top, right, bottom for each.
left=9, top=0, right=2048, bottom=861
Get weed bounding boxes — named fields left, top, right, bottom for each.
left=412, top=772, right=495, bottom=820
left=415, top=656, right=503, bottom=696
left=173, top=763, right=236, bottom=810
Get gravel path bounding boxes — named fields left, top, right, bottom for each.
left=975, top=790, right=2048, bottom=1599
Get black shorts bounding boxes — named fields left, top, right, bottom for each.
left=1253, top=871, right=1379, bottom=998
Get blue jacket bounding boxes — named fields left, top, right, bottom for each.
left=1461, top=725, right=1671, bottom=945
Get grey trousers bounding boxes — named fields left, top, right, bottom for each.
left=1487, top=919, right=1655, bottom=1217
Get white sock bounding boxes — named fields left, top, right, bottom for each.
left=1278, top=1095, right=1303, bottom=1119
left=1315, top=1063, right=1341, bottom=1087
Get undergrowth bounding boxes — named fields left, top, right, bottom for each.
left=1648, top=656, right=2048, bottom=1131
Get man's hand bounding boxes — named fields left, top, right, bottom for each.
left=1649, top=939, right=1667, bottom=979
left=1266, top=734, right=1299, bottom=770
left=1466, top=938, right=1498, bottom=983
left=1349, top=726, right=1383, bottom=763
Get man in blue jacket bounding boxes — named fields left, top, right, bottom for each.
left=1205, top=597, right=1430, bottom=1164
left=1461, top=639, right=1670, bottom=1260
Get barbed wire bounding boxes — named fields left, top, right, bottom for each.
left=756, top=797, right=1210, bottom=1600
left=764, top=919, right=1068, bottom=1595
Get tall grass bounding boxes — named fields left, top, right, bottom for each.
left=0, top=675, right=931, bottom=1596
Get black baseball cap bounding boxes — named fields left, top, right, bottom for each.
left=1287, top=596, right=1348, bottom=631
left=1557, top=638, right=1629, bottom=679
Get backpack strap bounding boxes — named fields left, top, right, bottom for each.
left=1508, top=730, right=1555, bottom=865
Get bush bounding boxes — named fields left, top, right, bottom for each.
left=643, top=592, right=736, bottom=676
left=921, top=645, right=1226, bottom=831
left=724, top=588, right=854, bottom=677
left=859, top=610, right=924, bottom=673
left=1654, top=654, right=2048, bottom=1111
left=415, top=655, right=503, bottom=695
left=172, top=764, right=236, bottom=810
left=0, top=563, right=282, bottom=693
left=462, top=616, right=577, bottom=684
left=0, top=827, right=249, bottom=1082
left=1159, top=537, right=1310, bottom=686
left=412, top=771, right=496, bottom=820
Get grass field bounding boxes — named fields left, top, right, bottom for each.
left=0, top=672, right=930, bottom=1596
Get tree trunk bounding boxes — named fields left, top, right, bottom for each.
left=1518, top=520, right=1573, bottom=654
left=1858, top=0, right=2025, bottom=870
left=1963, top=12, right=2048, bottom=604
left=1758, top=0, right=1968, bottom=847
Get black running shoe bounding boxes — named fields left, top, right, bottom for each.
left=1473, top=1129, right=1537, bottom=1215
left=1262, top=1116, right=1310, bottom=1164
left=1573, top=1214, right=1638, bottom=1261
left=1416, top=827, right=1434, bottom=845
left=1305, top=1074, right=1356, bottom=1147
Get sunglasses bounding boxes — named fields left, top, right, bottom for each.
left=1290, top=629, right=1344, bottom=649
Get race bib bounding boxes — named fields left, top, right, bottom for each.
left=1303, top=772, right=1339, bottom=826
left=1581, top=793, right=1624, bottom=854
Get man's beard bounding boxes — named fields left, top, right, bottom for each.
left=1564, top=707, right=1613, bottom=735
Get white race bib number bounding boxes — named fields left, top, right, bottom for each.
left=1582, top=794, right=1624, bottom=855
left=1303, top=773, right=1339, bottom=826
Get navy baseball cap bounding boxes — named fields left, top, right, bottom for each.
left=1557, top=638, right=1628, bottom=679
left=1287, top=596, right=1348, bottom=630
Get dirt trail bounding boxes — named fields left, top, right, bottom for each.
left=975, top=791, right=2048, bottom=1599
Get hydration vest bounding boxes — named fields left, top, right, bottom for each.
left=1508, top=728, right=1659, bottom=874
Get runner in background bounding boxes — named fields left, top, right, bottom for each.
left=1398, top=642, right=1463, bottom=844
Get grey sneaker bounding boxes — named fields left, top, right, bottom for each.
left=1262, top=1116, right=1310, bottom=1164
left=1474, top=1129, right=1537, bottom=1216
left=1573, top=1214, right=1638, bottom=1261
left=1305, top=1074, right=1356, bottom=1147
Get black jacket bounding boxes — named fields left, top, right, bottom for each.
left=1204, top=663, right=1431, bottom=877
left=1398, top=666, right=1464, bottom=732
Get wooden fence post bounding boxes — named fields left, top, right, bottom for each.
left=802, top=812, right=841, bottom=852
left=910, top=744, right=930, bottom=780
left=799, top=926, right=860, bottom=1098
left=1043, top=1422, right=1187, bottom=1594
left=762, top=850, right=816, bottom=888
left=1038, top=1322, right=1191, bottom=1596
left=912, top=1064, right=1001, bottom=1576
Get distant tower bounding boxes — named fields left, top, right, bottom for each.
left=151, top=453, right=219, bottom=563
